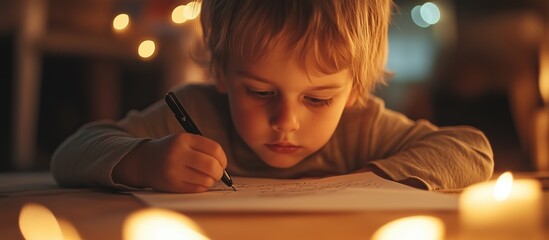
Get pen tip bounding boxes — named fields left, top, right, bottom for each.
left=231, top=185, right=237, bottom=191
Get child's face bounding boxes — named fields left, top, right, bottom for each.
left=217, top=49, right=354, bottom=168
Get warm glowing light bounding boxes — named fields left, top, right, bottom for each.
left=123, top=208, right=209, bottom=240
left=493, top=171, right=513, bottom=201
left=171, top=5, right=188, bottom=24
left=138, top=40, right=156, bottom=59
left=19, top=203, right=63, bottom=240
left=58, top=218, right=83, bottom=240
left=371, top=216, right=445, bottom=240
left=113, top=14, right=130, bottom=31
left=420, top=2, right=441, bottom=25
left=540, top=40, right=549, bottom=104
left=460, top=175, right=542, bottom=239
left=19, top=203, right=82, bottom=240
left=183, top=1, right=201, bottom=20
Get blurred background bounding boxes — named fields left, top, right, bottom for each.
left=1, top=0, right=548, bottom=174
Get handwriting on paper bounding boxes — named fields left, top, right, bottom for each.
left=133, top=172, right=459, bottom=211
left=208, top=174, right=385, bottom=197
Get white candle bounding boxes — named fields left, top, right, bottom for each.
left=459, top=172, right=542, bottom=240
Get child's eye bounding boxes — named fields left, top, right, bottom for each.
left=246, top=88, right=275, bottom=98
left=304, top=96, right=333, bottom=107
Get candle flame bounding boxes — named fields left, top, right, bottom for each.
left=123, top=208, right=209, bottom=240
left=493, top=171, right=513, bottom=201
left=371, top=215, right=445, bottom=240
left=19, top=203, right=82, bottom=240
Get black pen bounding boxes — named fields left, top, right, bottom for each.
left=165, top=91, right=237, bottom=191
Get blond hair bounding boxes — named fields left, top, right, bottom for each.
left=197, top=0, right=392, bottom=107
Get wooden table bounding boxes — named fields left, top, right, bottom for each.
left=1, top=172, right=548, bottom=240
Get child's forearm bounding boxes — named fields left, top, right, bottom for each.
left=51, top=121, right=149, bottom=189
left=355, top=165, right=429, bottom=190
left=112, top=141, right=150, bottom=189
left=368, top=126, right=494, bottom=190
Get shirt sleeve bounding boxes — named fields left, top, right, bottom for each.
left=50, top=93, right=179, bottom=190
left=50, top=120, right=151, bottom=190
left=353, top=96, right=494, bottom=190
left=50, top=84, right=227, bottom=190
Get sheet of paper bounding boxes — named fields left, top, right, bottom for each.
left=133, top=172, right=458, bottom=212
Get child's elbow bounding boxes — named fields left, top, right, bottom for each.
left=466, top=127, right=495, bottom=182
left=49, top=133, right=86, bottom=188
left=50, top=141, right=72, bottom=187
left=477, top=146, right=495, bottom=182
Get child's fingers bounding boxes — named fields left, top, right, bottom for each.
left=153, top=168, right=215, bottom=193
left=155, top=181, right=209, bottom=193
left=146, top=133, right=229, bottom=193
left=178, top=167, right=217, bottom=188
left=182, top=134, right=228, bottom=169
left=183, top=151, right=225, bottom=180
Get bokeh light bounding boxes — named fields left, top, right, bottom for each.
left=123, top=208, right=209, bottom=240
left=411, top=5, right=430, bottom=28
left=372, top=215, right=445, bottom=240
left=113, top=13, right=130, bottom=31
left=411, top=2, right=441, bottom=28
left=19, top=203, right=82, bottom=240
left=138, top=40, right=156, bottom=59
left=171, top=5, right=188, bottom=24
left=183, top=1, right=201, bottom=20
left=420, top=2, right=441, bottom=25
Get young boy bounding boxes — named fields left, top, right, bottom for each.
left=51, top=0, right=494, bottom=193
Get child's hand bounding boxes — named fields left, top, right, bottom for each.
left=113, top=133, right=228, bottom=193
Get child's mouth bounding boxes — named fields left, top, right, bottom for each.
left=265, top=143, right=301, bottom=154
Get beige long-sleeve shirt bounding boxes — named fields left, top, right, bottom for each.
left=51, top=84, right=494, bottom=191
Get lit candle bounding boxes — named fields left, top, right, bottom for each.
left=459, top=172, right=542, bottom=240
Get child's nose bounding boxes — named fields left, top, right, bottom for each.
left=270, top=99, right=300, bottom=133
